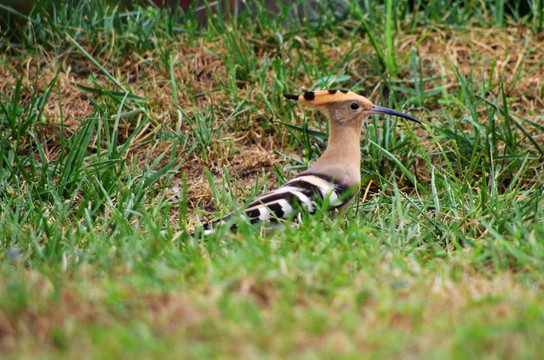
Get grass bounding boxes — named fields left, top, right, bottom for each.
left=1, top=0, right=544, bottom=358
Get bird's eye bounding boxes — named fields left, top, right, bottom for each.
left=350, top=103, right=359, bottom=110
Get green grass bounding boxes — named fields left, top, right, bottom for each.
left=1, top=0, right=544, bottom=358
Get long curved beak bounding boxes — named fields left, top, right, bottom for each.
left=366, top=105, right=421, bottom=124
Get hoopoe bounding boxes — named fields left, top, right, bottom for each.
left=194, top=90, right=421, bottom=236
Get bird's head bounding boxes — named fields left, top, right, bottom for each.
left=284, top=90, right=421, bottom=126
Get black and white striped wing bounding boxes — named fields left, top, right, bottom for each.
left=196, top=173, right=356, bottom=236
left=241, top=172, right=355, bottom=224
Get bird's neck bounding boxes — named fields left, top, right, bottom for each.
left=307, top=117, right=363, bottom=187
left=321, top=120, right=361, bottom=165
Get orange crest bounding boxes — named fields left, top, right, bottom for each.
left=284, top=90, right=371, bottom=107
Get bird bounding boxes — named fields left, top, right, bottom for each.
left=193, top=90, right=421, bottom=236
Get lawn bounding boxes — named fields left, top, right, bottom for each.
left=1, top=0, right=544, bottom=358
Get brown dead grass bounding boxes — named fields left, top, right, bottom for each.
left=414, top=23, right=544, bottom=107
left=1, top=22, right=543, bottom=217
